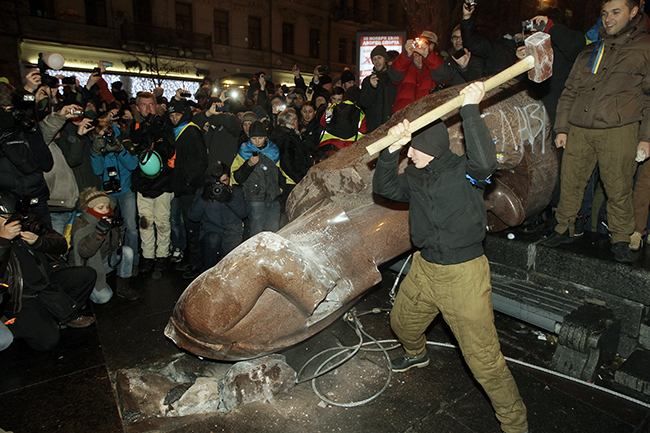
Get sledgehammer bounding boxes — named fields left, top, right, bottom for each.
left=366, top=31, right=553, bottom=155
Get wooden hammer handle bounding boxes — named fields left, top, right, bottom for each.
left=366, top=56, right=536, bottom=155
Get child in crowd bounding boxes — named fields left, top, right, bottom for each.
left=70, top=188, right=139, bottom=302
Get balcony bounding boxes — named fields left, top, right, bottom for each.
left=20, top=15, right=119, bottom=48
left=121, top=23, right=212, bottom=56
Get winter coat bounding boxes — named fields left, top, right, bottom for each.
left=373, top=105, right=496, bottom=265
left=170, top=122, right=208, bottom=196
left=270, top=126, right=312, bottom=183
left=460, top=18, right=518, bottom=77
left=194, top=111, right=242, bottom=172
left=70, top=211, right=122, bottom=291
left=188, top=186, right=247, bottom=235
left=0, top=128, right=52, bottom=203
left=56, top=123, right=100, bottom=192
left=555, top=13, right=650, bottom=141
left=231, top=140, right=294, bottom=203
left=390, top=51, right=444, bottom=113
left=359, top=68, right=397, bottom=133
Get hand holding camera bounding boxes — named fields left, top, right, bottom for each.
left=463, top=0, right=477, bottom=19
left=58, top=104, right=84, bottom=119
left=95, top=218, right=112, bottom=236
left=404, top=39, right=416, bottom=56
left=0, top=219, right=21, bottom=241
left=248, top=153, right=260, bottom=166
left=369, top=73, right=379, bottom=88
left=24, top=70, right=41, bottom=93
left=77, top=118, right=95, bottom=136
left=452, top=49, right=471, bottom=68
left=176, top=88, right=191, bottom=100
left=19, top=230, right=39, bottom=245
left=522, top=17, right=546, bottom=33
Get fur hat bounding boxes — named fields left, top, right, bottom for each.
left=241, top=111, right=258, bottom=123
left=419, top=30, right=438, bottom=46
left=80, top=187, right=111, bottom=210
left=370, top=45, right=388, bottom=60
left=249, top=120, right=268, bottom=138
left=410, top=121, right=450, bottom=158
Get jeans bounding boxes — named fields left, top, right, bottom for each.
left=170, top=196, right=186, bottom=251
left=114, top=191, right=139, bottom=266
left=246, top=200, right=281, bottom=238
left=50, top=211, right=75, bottom=236
left=0, top=321, right=13, bottom=351
left=90, top=246, right=134, bottom=304
left=200, top=225, right=244, bottom=271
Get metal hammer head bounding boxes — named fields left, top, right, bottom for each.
left=524, top=32, right=553, bottom=83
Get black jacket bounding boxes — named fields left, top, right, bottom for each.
left=0, top=128, right=52, bottom=202
left=269, top=126, right=312, bottom=183
left=359, top=68, right=398, bottom=133
left=56, top=123, right=101, bottom=192
left=171, top=124, right=208, bottom=196
left=373, top=105, right=496, bottom=265
left=460, top=18, right=517, bottom=76
left=195, top=111, right=242, bottom=173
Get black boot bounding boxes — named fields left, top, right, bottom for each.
left=116, top=277, right=140, bottom=301
left=152, top=258, right=167, bottom=280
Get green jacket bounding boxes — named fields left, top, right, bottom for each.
left=373, top=105, right=496, bottom=265
left=555, top=13, right=650, bottom=141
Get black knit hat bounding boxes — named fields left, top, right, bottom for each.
left=370, top=45, right=388, bottom=60
left=249, top=120, right=268, bottom=138
left=410, top=121, right=450, bottom=158
left=319, top=74, right=333, bottom=85
left=340, top=70, right=355, bottom=84
left=168, top=98, right=190, bottom=114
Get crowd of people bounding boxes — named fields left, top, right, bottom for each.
left=0, top=0, right=647, bottom=388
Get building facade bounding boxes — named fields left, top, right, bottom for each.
left=0, top=0, right=405, bottom=92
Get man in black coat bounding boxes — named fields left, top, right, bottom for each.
left=359, top=45, right=397, bottom=133
left=373, top=82, right=528, bottom=433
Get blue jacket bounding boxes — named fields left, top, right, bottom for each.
left=91, top=148, right=139, bottom=197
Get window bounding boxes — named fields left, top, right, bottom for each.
left=371, top=0, right=382, bottom=22
left=248, top=16, right=262, bottom=50
left=214, top=9, right=229, bottom=45
left=282, top=23, right=294, bottom=54
left=29, top=0, right=55, bottom=18
left=133, top=0, right=152, bottom=24
left=85, top=0, right=107, bottom=26
left=338, top=37, right=347, bottom=63
left=176, top=1, right=193, bottom=32
left=309, top=28, right=320, bottom=59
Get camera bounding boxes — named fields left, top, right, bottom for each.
left=202, top=178, right=233, bottom=202
left=180, top=91, right=192, bottom=98
left=102, top=215, right=123, bottom=228
left=6, top=205, right=47, bottom=236
left=522, top=19, right=546, bottom=33
left=91, top=67, right=102, bottom=76
left=70, top=109, right=83, bottom=117
left=102, top=166, right=121, bottom=193
left=252, top=151, right=259, bottom=157
left=41, top=73, right=59, bottom=88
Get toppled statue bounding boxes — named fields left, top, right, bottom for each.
left=165, top=79, right=557, bottom=360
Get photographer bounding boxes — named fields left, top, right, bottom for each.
left=90, top=111, right=139, bottom=271
left=0, top=79, right=53, bottom=226
left=0, top=191, right=96, bottom=351
left=70, top=188, right=138, bottom=302
left=189, top=163, right=246, bottom=272
left=460, top=1, right=518, bottom=77
left=360, top=45, right=398, bottom=133
left=194, top=97, right=242, bottom=172
left=390, top=31, right=446, bottom=113
left=129, top=92, right=174, bottom=275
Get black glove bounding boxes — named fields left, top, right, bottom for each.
left=95, top=218, right=112, bottom=236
